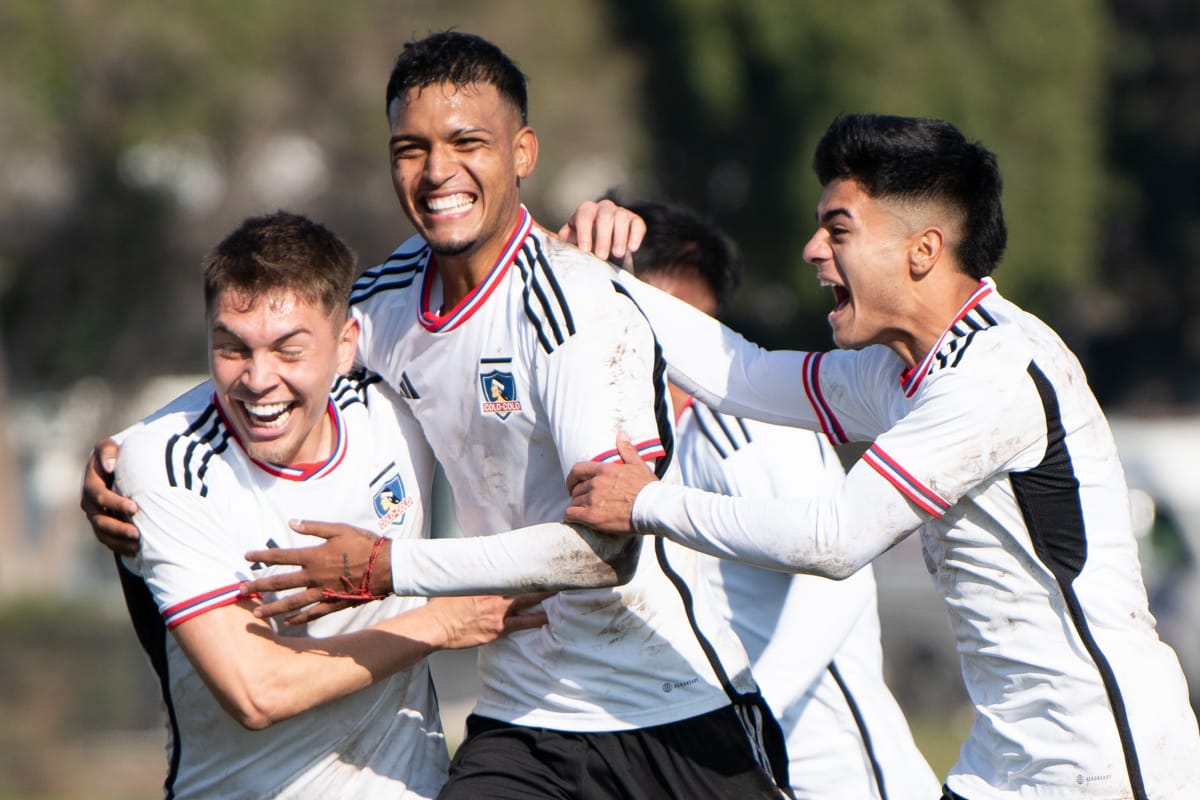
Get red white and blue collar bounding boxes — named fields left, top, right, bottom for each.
left=216, top=395, right=348, bottom=481
left=419, top=205, right=534, bottom=333
left=900, top=277, right=995, bottom=397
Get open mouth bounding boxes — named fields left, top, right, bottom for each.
left=820, top=278, right=851, bottom=314
left=424, top=192, right=475, bottom=215
left=241, top=400, right=293, bottom=430
left=832, top=284, right=850, bottom=312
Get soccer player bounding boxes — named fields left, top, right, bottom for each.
left=111, top=211, right=550, bottom=799
left=623, top=198, right=939, bottom=799
left=216, top=32, right=788, bottom=799
left=563, top=115, right=1200, bottom=799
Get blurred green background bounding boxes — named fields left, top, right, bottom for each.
left=2, top=0, right=1197, bottom=796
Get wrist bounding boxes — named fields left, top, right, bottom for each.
left=371, top=537, right=394, bottom=597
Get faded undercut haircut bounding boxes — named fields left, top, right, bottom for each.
left=621, top=198, right=743, bottom=315
left=385, top=31, right=529, bottom=124
left=203, top=211, right=358, bottom=319
left=812, top=113, right=1007, bottom=279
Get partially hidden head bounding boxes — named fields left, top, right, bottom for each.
left=385, top=32, right=537, bottom=263
left=204, top=211, right=360, bottom=466
left=624, top=199, right=743, bottom=318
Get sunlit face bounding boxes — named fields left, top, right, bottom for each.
left=387, top=81, right=537, bottom=269
left=802, top=178, right=916, bottom=351
left=209, top=290, right=358, bottom=466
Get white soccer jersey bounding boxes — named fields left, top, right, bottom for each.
left=351, top=207, right=755, bottom=732
left=115, top=372, right=448, bottom=800
left=618, top=273, right=1200, bottom=799
left=676, top=400, right=939, bottom=800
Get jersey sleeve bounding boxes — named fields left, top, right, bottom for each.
left=633, top=457, right=924, bottom=579
left=116, top=433, right=251, bottom=629
left=858, top=357, right=1046, bottom=515
left=632, top=363, right=1046, bottom=577
left=700, top=421, right=875, bottom=689
left=539, top=277, right=668, bottom=472
left=389, top=522, right=639, bottom=595
left=613, top=269, right=895, bottom=442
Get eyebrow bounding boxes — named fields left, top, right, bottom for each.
left=211, top=323, right=312, bottom=346
left=389, top=126, right=490, bottom=147
left=818, top=207, right=853, bottom=225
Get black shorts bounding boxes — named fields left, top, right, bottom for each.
left=438, top=694, right=791, bottom=800
left=941, top=787, right=969, bottom=800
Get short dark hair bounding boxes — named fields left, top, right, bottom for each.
left=623, top=199, right=743, bottom=313
left=385, top=31, right=529, bottom=124
left=203, top=211, right=357, bottom=318
left=812, top=113, right=1007, bottom=279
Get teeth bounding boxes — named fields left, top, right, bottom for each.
left=426, top=193, right=474, bottom=213
left=242, top=401, right=292, bottom=428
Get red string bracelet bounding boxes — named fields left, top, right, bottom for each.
left=320, top=535, right=389, bottom=604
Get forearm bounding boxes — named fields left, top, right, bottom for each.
left=178, top=601, right=446, bottom=730
left=391, top=522, right=639, bottom=596
left=630, top=464, right=923, bottom=578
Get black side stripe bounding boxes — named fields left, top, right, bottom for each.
left=116, top=557, right=181, bottom=798
left=1011, top=361, right=1146, bottom=800
left=653, top=538, right=739, bottom=700
left=828, top=662, right=888, bottom=800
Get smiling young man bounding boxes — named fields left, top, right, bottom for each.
left=563, top=115, right=1200, bottom=799
left=111, top=211, right=550, bottom=799
left=229, top=32, right=790, bottom=800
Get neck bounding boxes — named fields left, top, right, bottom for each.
left=888, top=273, right=983, bottom=368
left=435, top=205, right=527, bottom=311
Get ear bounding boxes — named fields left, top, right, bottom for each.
left=514, top=126, right=538, bottom=180
left=335, top=315, right=360, bottom=375
left=909, top=226, right=946, bottom=279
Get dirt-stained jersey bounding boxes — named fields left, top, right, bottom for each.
left=115, top=372, right=447, bottom=800
left=676, top=400, right=940, bottom=799
left=351, top=207, right=756, bottom=732
left=619, top=273, right=1200, bottom=799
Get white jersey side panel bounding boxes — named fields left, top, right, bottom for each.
left=115, top=373, right=447, bottom=800
left=353, top=213, right=754, bottom=731
left=676, top=403, right=939, bottom=799
left=629, top=276, right=1200, bottom=798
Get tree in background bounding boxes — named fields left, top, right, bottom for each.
left=1089, top=0, right=1200, bottom=407
left=604, top=0, right=1111, bottom=379
left=0, top=0, right=641, bottom=397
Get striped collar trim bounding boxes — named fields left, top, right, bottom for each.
left=418, top=206, right=533, bottom=333
left=900, top=277, right=995, bottom=396
left=216, top=395, right=348, bottom=481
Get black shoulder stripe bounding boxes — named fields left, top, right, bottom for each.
left=516, top=239, right=576, bottom=354
left=350, top=274, right=419, bottom=306
left=165, top=403, right=230, bottom=497
left=333, top=368, right=384, bottom=410
left=529, top=237, right=575, bottom=336
left=350, top=247, right=427, bottom=305
left=692, top=404, right=752, bottom=460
